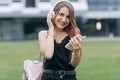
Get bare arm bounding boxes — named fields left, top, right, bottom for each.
left=38, top=11, right=55, bottom=59
left=70, top=48, right=82, bottom=67
left=38, top=30, right=54, bottom=59
left=69, top=35, right=85, bottom=67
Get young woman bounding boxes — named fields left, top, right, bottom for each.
left=38, top=1, right=85, bottom=80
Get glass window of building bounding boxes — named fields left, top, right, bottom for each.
left=69, top=0, right=78, bottom=2
left=0, top=0, right=10, bottom=6
left=88, top=0, right=120, bottom=11
left=13, top=0, right=21, bottom=2
left=97, top=0, right=107, bottom=10
left=116, top=0, right=120, bottom=10
left=26, top=0, right=35, bottom=7
left=40, top=0, right=50, bottom=2
left=107, top=0, right=117, bottom=10
left=88, top=0, right=98, bottom=10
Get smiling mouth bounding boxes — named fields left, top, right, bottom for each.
left=59, top=21, right=66, bottom=26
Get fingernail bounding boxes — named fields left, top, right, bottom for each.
left=83, top=36, right=86, bottom=39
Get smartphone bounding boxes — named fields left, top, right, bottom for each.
left=65, top=42, right=72, bottom=50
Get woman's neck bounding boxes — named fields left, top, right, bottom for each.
left=54, top=28, right=64, bottom=34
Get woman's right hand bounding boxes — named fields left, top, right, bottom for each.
left=47, top=11, right=55, bottom=29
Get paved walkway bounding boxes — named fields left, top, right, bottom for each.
left=85, top=36, right=120, bottom=41
left=0, top=36, right=120, bottom=42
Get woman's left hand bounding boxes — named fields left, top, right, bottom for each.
left=70, top=34, right=86, bottom=50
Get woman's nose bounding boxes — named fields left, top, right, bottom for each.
left=62, top=17, right=67, bottom=22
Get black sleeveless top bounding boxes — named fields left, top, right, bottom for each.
left=44, top=36, right=75, bottom=70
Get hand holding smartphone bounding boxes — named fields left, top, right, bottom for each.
left=65, top=35, right=86, bottom=50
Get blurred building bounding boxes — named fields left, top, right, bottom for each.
left=83, top=0, right=120, bottom=37
left=0, top=0, right=120, bottom=41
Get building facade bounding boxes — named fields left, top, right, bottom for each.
left=83, top=0, right=120, bottom=37
left=0, top=0, right=120, bottom=41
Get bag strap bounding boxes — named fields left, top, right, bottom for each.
left=37, top=54, right=42, bottom=61
left=37, top=54, right=45, bottom=62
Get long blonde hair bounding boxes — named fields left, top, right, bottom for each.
left=53, top=1, right=80, bottom=37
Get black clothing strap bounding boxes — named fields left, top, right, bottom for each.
left=44, top=69, right=76, bottom=75
left=44, top=69, right=76, bottom=78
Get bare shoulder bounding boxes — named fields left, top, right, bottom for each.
left=38, top=30, right=47, bottom=38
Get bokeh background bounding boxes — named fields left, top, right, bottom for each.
left=0, top=0, right=120, bottom=80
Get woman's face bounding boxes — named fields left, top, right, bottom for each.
left=54, top=6, right=70, bottom=29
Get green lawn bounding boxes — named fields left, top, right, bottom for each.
left=0, top=40, right=120, bottom=80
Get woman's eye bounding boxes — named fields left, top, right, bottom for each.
left=67, top=16, right=70, bottom=19
left=59, top=13, right=64, bottom=17
left=59, top=13, right=70, bottom=19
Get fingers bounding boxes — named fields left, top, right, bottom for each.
left=79, top=35, right=86, bottom=40
left=47, top=11, right=55, bottom=21
left=69, top=34, right=86, bottom=50
left=51, top=12, right=55, bottom=20
left=47, top=11, right=55, bottom=28
left=70, top=34, right=86, bottom=44
left=70, top=37, right=79, bottom=47
left=76, top=34, right=86, bottom=40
